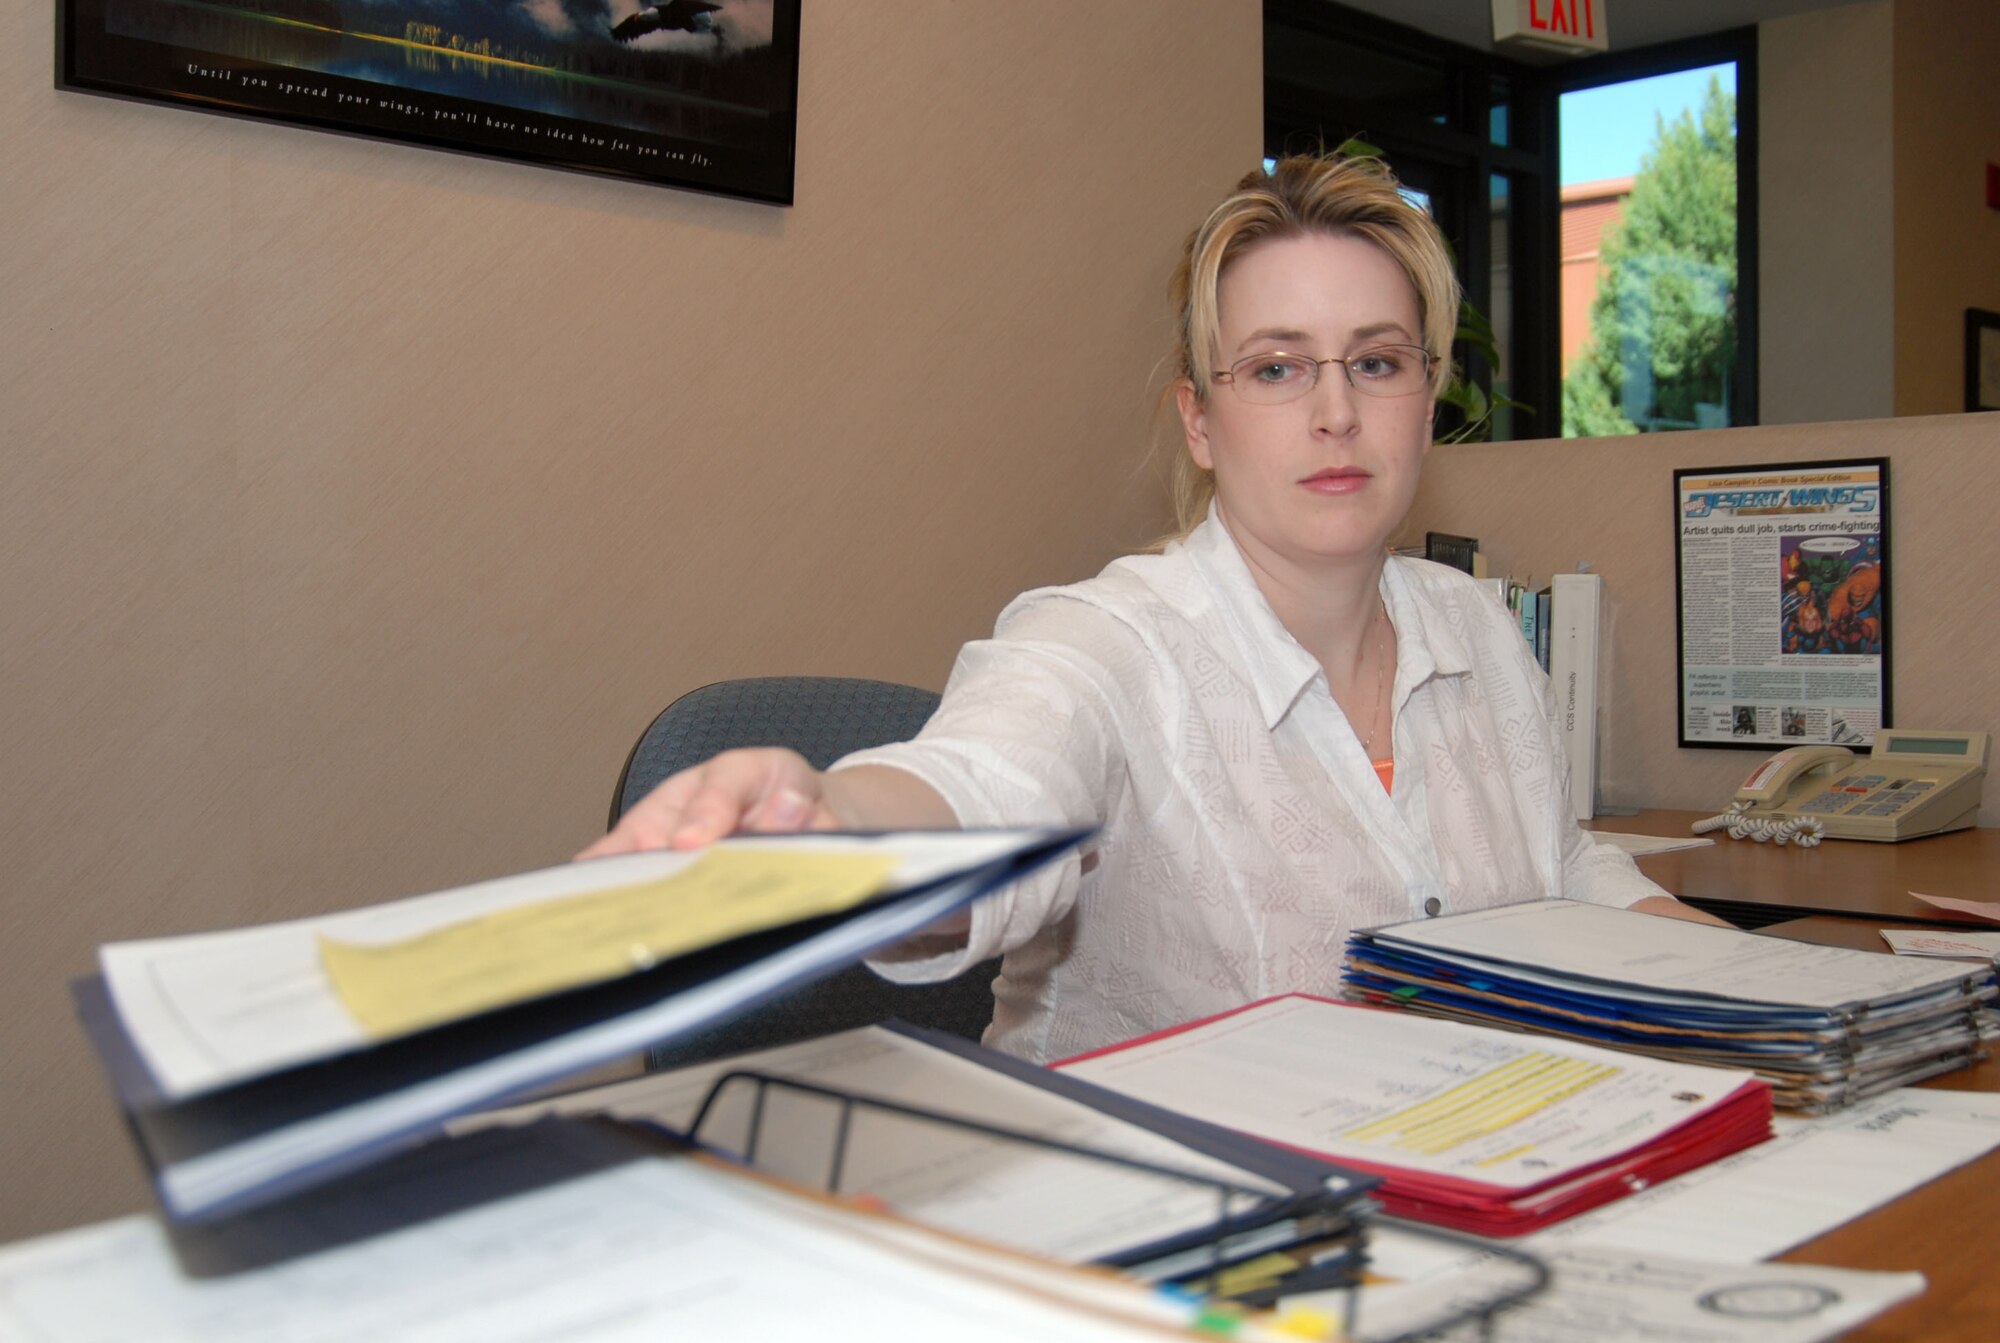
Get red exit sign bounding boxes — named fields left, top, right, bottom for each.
left=1493, top=0, right=1610, bottom=55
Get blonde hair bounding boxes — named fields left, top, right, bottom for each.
left=1164, top=154, right=1461, bottom=536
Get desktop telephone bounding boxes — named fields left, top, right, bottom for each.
left=1697, top=730, right=1990, bottom=844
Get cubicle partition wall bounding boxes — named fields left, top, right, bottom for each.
left=1404, top=412, right=2000, bottom=827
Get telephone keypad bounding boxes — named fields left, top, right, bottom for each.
left=1800, top=775, right=1940, bottom=817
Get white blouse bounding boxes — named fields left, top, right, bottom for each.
left=836, top=512, right=1665, bottom=1063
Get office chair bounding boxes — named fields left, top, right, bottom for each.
left=608, top=676, right=1005, bottom=1069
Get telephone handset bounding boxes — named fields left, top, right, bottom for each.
left=1697, top=730, right=1990, bottom=844
left=1736, top=745, right=1858, bottom=805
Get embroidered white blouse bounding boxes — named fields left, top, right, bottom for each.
left=835, top=512, right=1665, bottom=1063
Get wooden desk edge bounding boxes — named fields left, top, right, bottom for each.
left=1586, top=809, right=2000, bottom=927
left=1750, top=918, right=1999, bottom=1342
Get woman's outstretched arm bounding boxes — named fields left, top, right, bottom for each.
left=578, top=751, right=957, bottom=857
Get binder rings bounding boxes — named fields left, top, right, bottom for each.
left=71, top=828, right=1087, bottom=1221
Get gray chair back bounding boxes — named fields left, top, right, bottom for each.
left=611, top=676, right=944, bottom=825
left=608, top=677, right=1002, bottom=1068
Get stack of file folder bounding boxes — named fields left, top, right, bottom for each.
left=69, top=828, right=1086, bottom=1221
left=1341, top=899, right=1997, bottom=1111
left=1052, top=994, right=1773, bottom=1237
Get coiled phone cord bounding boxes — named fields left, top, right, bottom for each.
left=1691, top=801, right=1826, bottom=847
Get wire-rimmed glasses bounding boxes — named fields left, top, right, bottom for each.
left=1212, top=346, right=1435, bottom=403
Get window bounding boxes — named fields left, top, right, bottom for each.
left=1553, top=37, right=1756, bottom=436
left=1265, top=1, right=1555, bottom=440
left=1263, top=5, right=1757, bottom=441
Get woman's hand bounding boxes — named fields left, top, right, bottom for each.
left=579, top=748, right=838, bottom=858
left=1629, top=894, right=1734, bottom=927
left=579, top=755, right=960, bottom=859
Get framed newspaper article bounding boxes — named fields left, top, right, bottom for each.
left=1674, top=459, right=1890, bottom=750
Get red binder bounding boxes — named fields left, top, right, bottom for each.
left=1056, top=994, right=1773, bottom=1237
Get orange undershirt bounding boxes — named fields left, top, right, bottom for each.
left=1372, top=758, right=1395, bottom=793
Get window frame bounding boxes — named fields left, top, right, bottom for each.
left=1265, top=0, right=1554, bottom=438
left=1262, top=3, right=1760, bottom=440
left=1543, top=27, right=1760, bottom=435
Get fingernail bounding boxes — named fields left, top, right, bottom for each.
left=765, top=788, right=811, bottom=827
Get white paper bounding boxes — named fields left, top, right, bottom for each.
left=159, top=869, right=1002, bottom=1218
left=0, top=1142, right=1226, bottom=1343
left=1911, top=890, right=2000, bottom=923
left=1589, top=831, right=1717, bottom=856
left=1529, top=1087, right=2000, bottom=1262
left=1352, top=1088, right=2000, bottom=1272
left=1346, top=1241, right=1922, bottom=1343
left=100, top=830, right=1051, bottom=1102
left=1057, top=997, right=1760, bottom=1194
left=464, top=1026, right=1293, bottom=1264
left=1368, top=899, right=1976, bottom=1012
left=1881, top=928, right=2000, bottom=959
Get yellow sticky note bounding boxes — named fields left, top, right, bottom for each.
left=320, top=849, right=899, bottom=1039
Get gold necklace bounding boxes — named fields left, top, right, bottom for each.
left=1358, top=600, right=1391, bottom=758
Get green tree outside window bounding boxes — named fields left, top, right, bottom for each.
left=1563, top=77, right=1737, bottom=437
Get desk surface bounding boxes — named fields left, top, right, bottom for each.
left=1756, top=917, right=1998, bottom=1343
left=1589, top=809, right=2000, bottom=926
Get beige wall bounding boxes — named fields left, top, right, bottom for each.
left=1893, top=0, right=2000, bottom=415
left=1759, top=2, right=1896, bottom=425
left=0, top=3, right=1261, bottom=1242
left=1406, top=413, right=2000, bottom=821
left=1759, top=0, right=1999, bottom=423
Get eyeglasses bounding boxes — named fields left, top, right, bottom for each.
left=1211, top=346, right=1435, bottom=404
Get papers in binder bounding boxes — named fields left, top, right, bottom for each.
left=318, top=849, right=900, bottom=1038
left=1341, top=899, right=1996, bottom=1111
left=1054, top=995, right=1772, bottom=1237
left=72, top=828, right=1088, bottom=1221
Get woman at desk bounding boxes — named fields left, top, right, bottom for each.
left=584, top=154, right=1720, bottom=1063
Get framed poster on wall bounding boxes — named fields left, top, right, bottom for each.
left=1969, top=308, right=2000, bottom=413
left=57, top=0, right=801, bottom=201
left=1674, top=459, right=1890, bottom=750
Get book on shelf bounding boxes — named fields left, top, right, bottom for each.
left=1534, top=585, right=1552, bottom=670
left=1473, top=576, right=1552, bottom=671
left=71, top=828, right=1087, bottom=1222
left=1548, top=571, right=1602, bottom=820
left=1424, top=531, right=1480, bottom=574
